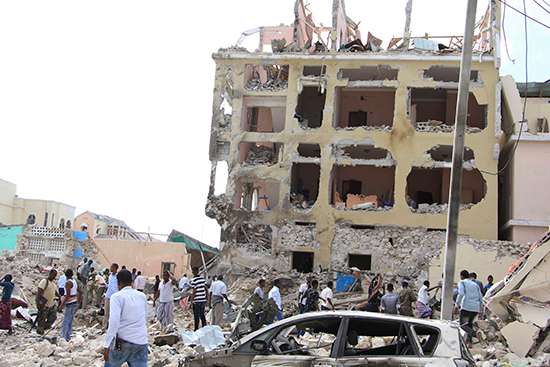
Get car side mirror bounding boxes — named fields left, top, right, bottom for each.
left=251, top=340, right=268, bottom=352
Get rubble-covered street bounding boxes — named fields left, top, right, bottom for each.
left=1, top=249, right=550, bottom=367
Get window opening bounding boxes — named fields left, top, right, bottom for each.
left=342, top=318, right=415, bottom=357
left=26, top=214, right=36, bottom=225
left=297, top=143, right=321, bottom=158
left=296, top=87, right=326, bottom=129
left=348, top=254, right=372, bottom=271
left=410, top=88, right=487, bottom=133
left=330, top=165, right=395, bottom=211
left=59, top=218, right=65, bottom=229
left=290, top=163, right=320, bottom=211
left=292, top=251, right=314, bottom=273
left=242, top=97, right=286, bottom=133
left=245, top=64, right=289, bottom=92
left=406, top=167, right=486, bottom=213
left=237, top=179, right=279, bottom=210
left=334, top=87, right=395, bottom=130
left=239, top=142, right=283, bottom=166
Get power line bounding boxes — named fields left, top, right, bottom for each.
left=481, top=0, right=531, bottom=176
left=501, top=2, right=516, bottom=63
left=534, top=0, right=550, bottom=13
left=497, top=0, right=550, bottom=30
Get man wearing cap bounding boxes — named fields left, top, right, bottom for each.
left=398, top=281, right=416, bottom=317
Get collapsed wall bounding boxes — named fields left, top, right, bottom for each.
left=211, top=220, right=530, bottom=285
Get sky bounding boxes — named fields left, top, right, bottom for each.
left=0, top=0, right=548, bottom=248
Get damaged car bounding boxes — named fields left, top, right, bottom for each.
left=183, top=310, right=475, bottom=366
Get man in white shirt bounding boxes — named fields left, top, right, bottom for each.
left=417, top=280, right=433, bottom=318
left=254, top=279, right=266, bottom=300
left=178, top=274, right=190, bottom=291
left=320, top=281, right=334, bottom=311
left=103, top=269, right=148, bottom=367
left=134, top=271, right=146, bottom=292
left=268, top=279, right=284, bottom=324
left=209, top=275, right=231, bottom=325
left=297, top=275, right=312, bottom=314
left=102, top=263, right=119, bottom=331
left=153, top=270, right=176, bottom=332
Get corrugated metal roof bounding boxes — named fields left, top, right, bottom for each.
left=516, top=81, right=550, bottom=98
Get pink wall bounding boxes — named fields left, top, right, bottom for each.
left=245, top=64, right=268, bottom=85
left=262, top=27, right=294, bottom=50
left=512, top=141, right=550, bottom=220
left=241, top=105, right=275, bottom=132
left=336, top=89, right=395, bottom=128
left=332, top=165, right=395, bottom=204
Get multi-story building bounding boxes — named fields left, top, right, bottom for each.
left=206, top=1, right=520, bottom=277
left=0, top=177, right=75, bottom=229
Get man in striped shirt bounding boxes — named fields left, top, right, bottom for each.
left=190, top=266, right=209, bottom=331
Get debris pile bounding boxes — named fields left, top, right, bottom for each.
left=290, top=192, right=314, bottom=210
left=237, top=224, right=272, bottom=251
left=245, top=65, right=288, bottom=92
left=415, top=121, right=483, bottom=134
left=331, top=204, right=393, bottom=212
left=411, top=202, right=474, bottom=214
left=243, top=145, right=273, bottom=165
left=337, top=124, right=392, bottom=132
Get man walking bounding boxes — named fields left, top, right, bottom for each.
left=268, top=279, right=284, bottom=324
left=103, top=263, right=119, bottom=331
left=303, top=279, right=320, bottom=312
left=36, top=269, right=60, bottom=334
left=210, top=274, right=231, bottom=325
left=399, top=281, right=416, bottom=317
left=179, top=274, right=190, bottom=291
left=134, top=271, right=146, bottom=292
left=417, top=281, right=433, bottom=318
left=455, top=269, right=483, bottom=347
left=320, top=281, right=334, bottom=311
left=190, top=266, right=208, bottom=331
left=380, top=284, right=403, bottom=315
left=153, top=270, right=176, bottom=332
left=297, top=275, right=312, bottom=314
left=103, top=269, right=148, bottom=367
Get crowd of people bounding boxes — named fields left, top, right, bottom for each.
left=0, top=257, right=497, bottom=364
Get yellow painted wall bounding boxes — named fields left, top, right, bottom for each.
left=0, top=178, right=17, bottom=224
left=210, top=53, right=501, bottom=270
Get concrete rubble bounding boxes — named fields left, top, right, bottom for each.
left=2, top=250, right=550, bottom=366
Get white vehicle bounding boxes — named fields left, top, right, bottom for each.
left=185, top=310, right=475, bottom=367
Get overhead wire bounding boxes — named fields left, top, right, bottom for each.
left=480, top=0, right=530, bottom=176
left=497, top=0, right=550, bottom=29
left=533, top=0, right=550, bottom=14
left=501, top=0, right=516, bottom=63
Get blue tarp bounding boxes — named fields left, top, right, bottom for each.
left=335, top=274, right=356, bottom=293
left=73, top=248, right=83, bottom=260
left=73, top=230, right=88, bottom=241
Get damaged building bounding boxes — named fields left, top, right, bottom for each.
left=206, top=0, right=522, bottom=279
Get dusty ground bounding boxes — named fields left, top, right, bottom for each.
left=0, top=255, right=548, bottom=366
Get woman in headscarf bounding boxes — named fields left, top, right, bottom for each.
left=0, top=274, right=15, bottom=334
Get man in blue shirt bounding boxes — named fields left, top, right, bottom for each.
left=102, top=263, right=119, bottom=331
left=454, top=269, right=483, bottom=346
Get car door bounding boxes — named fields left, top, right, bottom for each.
left=331, top=316, right=422, bottom=367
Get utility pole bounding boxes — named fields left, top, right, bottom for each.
left=441, top=0, right=478, bottom=321
left=403, top=0, right=413, bottom=49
